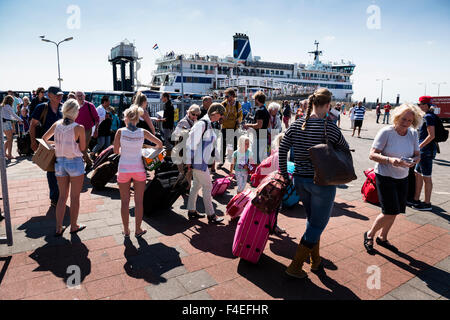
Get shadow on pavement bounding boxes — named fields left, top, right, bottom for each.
left=237, top=254, right=360, bottom=300
left=29, top=234, right=91, bottom=285
left=280, top=201, right=369, bottom=221
left=123, top=237, right=183, bottom=285
left=375, top=249, right=450, bottom=299
left=18, top=206, right=73, bottom=242
left=91, top=186, right=121, bottom=200
left=187, top=220, right=237, bottom=259
left=0, top=256, right=12, bottom=285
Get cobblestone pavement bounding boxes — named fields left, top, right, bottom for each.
left=0, top=111, right=449, bottom=300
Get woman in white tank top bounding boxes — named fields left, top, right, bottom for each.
left=43, top=99, right=87, bottom=237
left=114, top=104, right=162, bottom=238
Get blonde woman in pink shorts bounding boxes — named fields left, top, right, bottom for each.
left=114, top=105, right=162, bottom=238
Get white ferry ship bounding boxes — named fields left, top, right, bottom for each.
left=149, top=33, right=355, bottom=100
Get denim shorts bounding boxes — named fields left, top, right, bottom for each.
left=415, top=150, right=436, bottom=177
left=2, top=121, right=13, bottom=131
left=55, top=157, right=85, bottom=177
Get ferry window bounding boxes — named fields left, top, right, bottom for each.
left=194, top=77, right=199, bottom=83
left=186, top=77, right=192, bottom=82
left=275, top=71, right=279, bottom=75
left=280, top=71, right=284, bottom=75
left=197, top=65, right=202, bottom=70
left=190, top=64, right=194, bottom=69
left=266, top=70, right=269, bottom=74
left=204, top=65, right=208, bottom=70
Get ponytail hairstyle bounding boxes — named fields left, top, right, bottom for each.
left=133, top=91, right=147, bottom=108
left=301, top=88, right=332, bottom=130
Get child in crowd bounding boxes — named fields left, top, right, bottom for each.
left=19, top=107, right=30, bottom=133
left=230, top=135, right=255, bottom=193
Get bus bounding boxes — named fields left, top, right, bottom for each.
left=90, top=90, right=134, bottom=120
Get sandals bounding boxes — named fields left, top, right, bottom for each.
left=364, top=231, right=374, bottom=252
left=55, top=226, right=68, bottom=237
left=70, top=225, right=87, bottom=234
left=135, top=230, right=147, bottom=238
left=376, top=237, right=398, bottom=252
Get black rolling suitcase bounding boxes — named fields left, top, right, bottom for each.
left=144, top=170, right=188, bottom=215
left=90, top=154, right=120, bottom=189
left=17, top=127, right=33, bottom=156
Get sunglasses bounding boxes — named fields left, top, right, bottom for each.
left=190, top=112, right=200, bottom=117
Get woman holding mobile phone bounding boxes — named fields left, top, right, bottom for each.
left=364, top=104, right=423, bottom=253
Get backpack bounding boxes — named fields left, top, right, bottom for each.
left=90, top=154, right=120, bottom=189
left=361, top=168, right=379, bottom=205
left=432, top=113, right=449, bottom=143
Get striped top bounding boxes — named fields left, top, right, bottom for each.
left=118, top=127, right=145, bottom=173
left=279, top=117, right=349, bottom=178
left=353, top=106, right=366, bottom=120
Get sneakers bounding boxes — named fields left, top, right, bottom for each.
left=413, top=202, right=432, bottom=211
left=207, top=214, right=224, bottom=224
left=406, top=199, right=420, bottom=207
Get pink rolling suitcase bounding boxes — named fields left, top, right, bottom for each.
left=226, top=189, right=254, bottom=219
left=211, top=175, right=232, bottom=197
left=232, top=202, right=277, bottom=263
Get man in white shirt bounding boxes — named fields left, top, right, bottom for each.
left=96, top=95, right=110, bottom=125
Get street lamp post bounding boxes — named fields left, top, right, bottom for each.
left=376, top=78, right=390, bottom=104
left=432, top=82, right=447, bottom=96
left=41, top=36, right=74, bottom=89
left=418, top=82, right=427, bottom=96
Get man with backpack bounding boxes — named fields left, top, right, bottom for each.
left=75, top=91, right=100, bottom=171
left=219, top=88, right=243, bottom=166
left=411, top=96, right=448, bottom=211
left=30, top=86, right=63, bottom=207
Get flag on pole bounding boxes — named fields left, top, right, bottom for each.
left=153, top=43, right=159, bottom=50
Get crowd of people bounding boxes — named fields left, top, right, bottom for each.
left=1, top=85, right=444, bottom=280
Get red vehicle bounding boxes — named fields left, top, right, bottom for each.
left=431, top=96, right=450, bottom=122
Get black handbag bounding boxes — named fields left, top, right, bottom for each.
left=308, top=120, right=357, bottom=186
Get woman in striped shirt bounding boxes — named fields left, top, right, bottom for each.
left=279, top=88, right=349, bottom=279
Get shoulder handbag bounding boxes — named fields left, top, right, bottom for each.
left=308, top=120, right=357, bottom=186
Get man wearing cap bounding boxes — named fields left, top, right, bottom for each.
left=74, top=91, right=100, bottom=170
left=411, top=96, right=436, bottom=211
left=30, top=86, right=63, bottom=207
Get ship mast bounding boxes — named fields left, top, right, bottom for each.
left=309, top=41, right=323, bottom=66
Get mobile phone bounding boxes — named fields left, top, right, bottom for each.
left=401, top=157, right=414, bottom=163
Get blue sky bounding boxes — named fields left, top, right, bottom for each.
left=1, top=0, right=449, bottom=102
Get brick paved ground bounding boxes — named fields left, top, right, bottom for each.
left=0, top=111, right=449, bottom=300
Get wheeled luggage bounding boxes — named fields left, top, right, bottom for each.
left=226, top=189, right=254, bottom=219
left=143, top=170, right=188, bottom=215
left=211, top=176, right=232, bottom=197
left=90, top=154, right=120, bottom=189
left=232, top=202, right=277, bottom=263
left=17, top=128, right=33, bottom=156
left=282, top=161, right=300, bottom=208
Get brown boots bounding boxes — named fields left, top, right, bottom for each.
left=310, top=241, right=322, bottom=272
left=286, top=239, right=322, bottom=279
left=285, top=239, right=312, bottom=279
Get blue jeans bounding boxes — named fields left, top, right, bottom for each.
left=293, top=176, right=336, bottom=244
left=92, top=135, right=111, bottom=154
left=47, top=171, right=59, bottom=203
left=383, top=113, right=390, bottom=124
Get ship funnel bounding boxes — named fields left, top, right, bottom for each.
left=233, top=33, right=252, bottom=62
